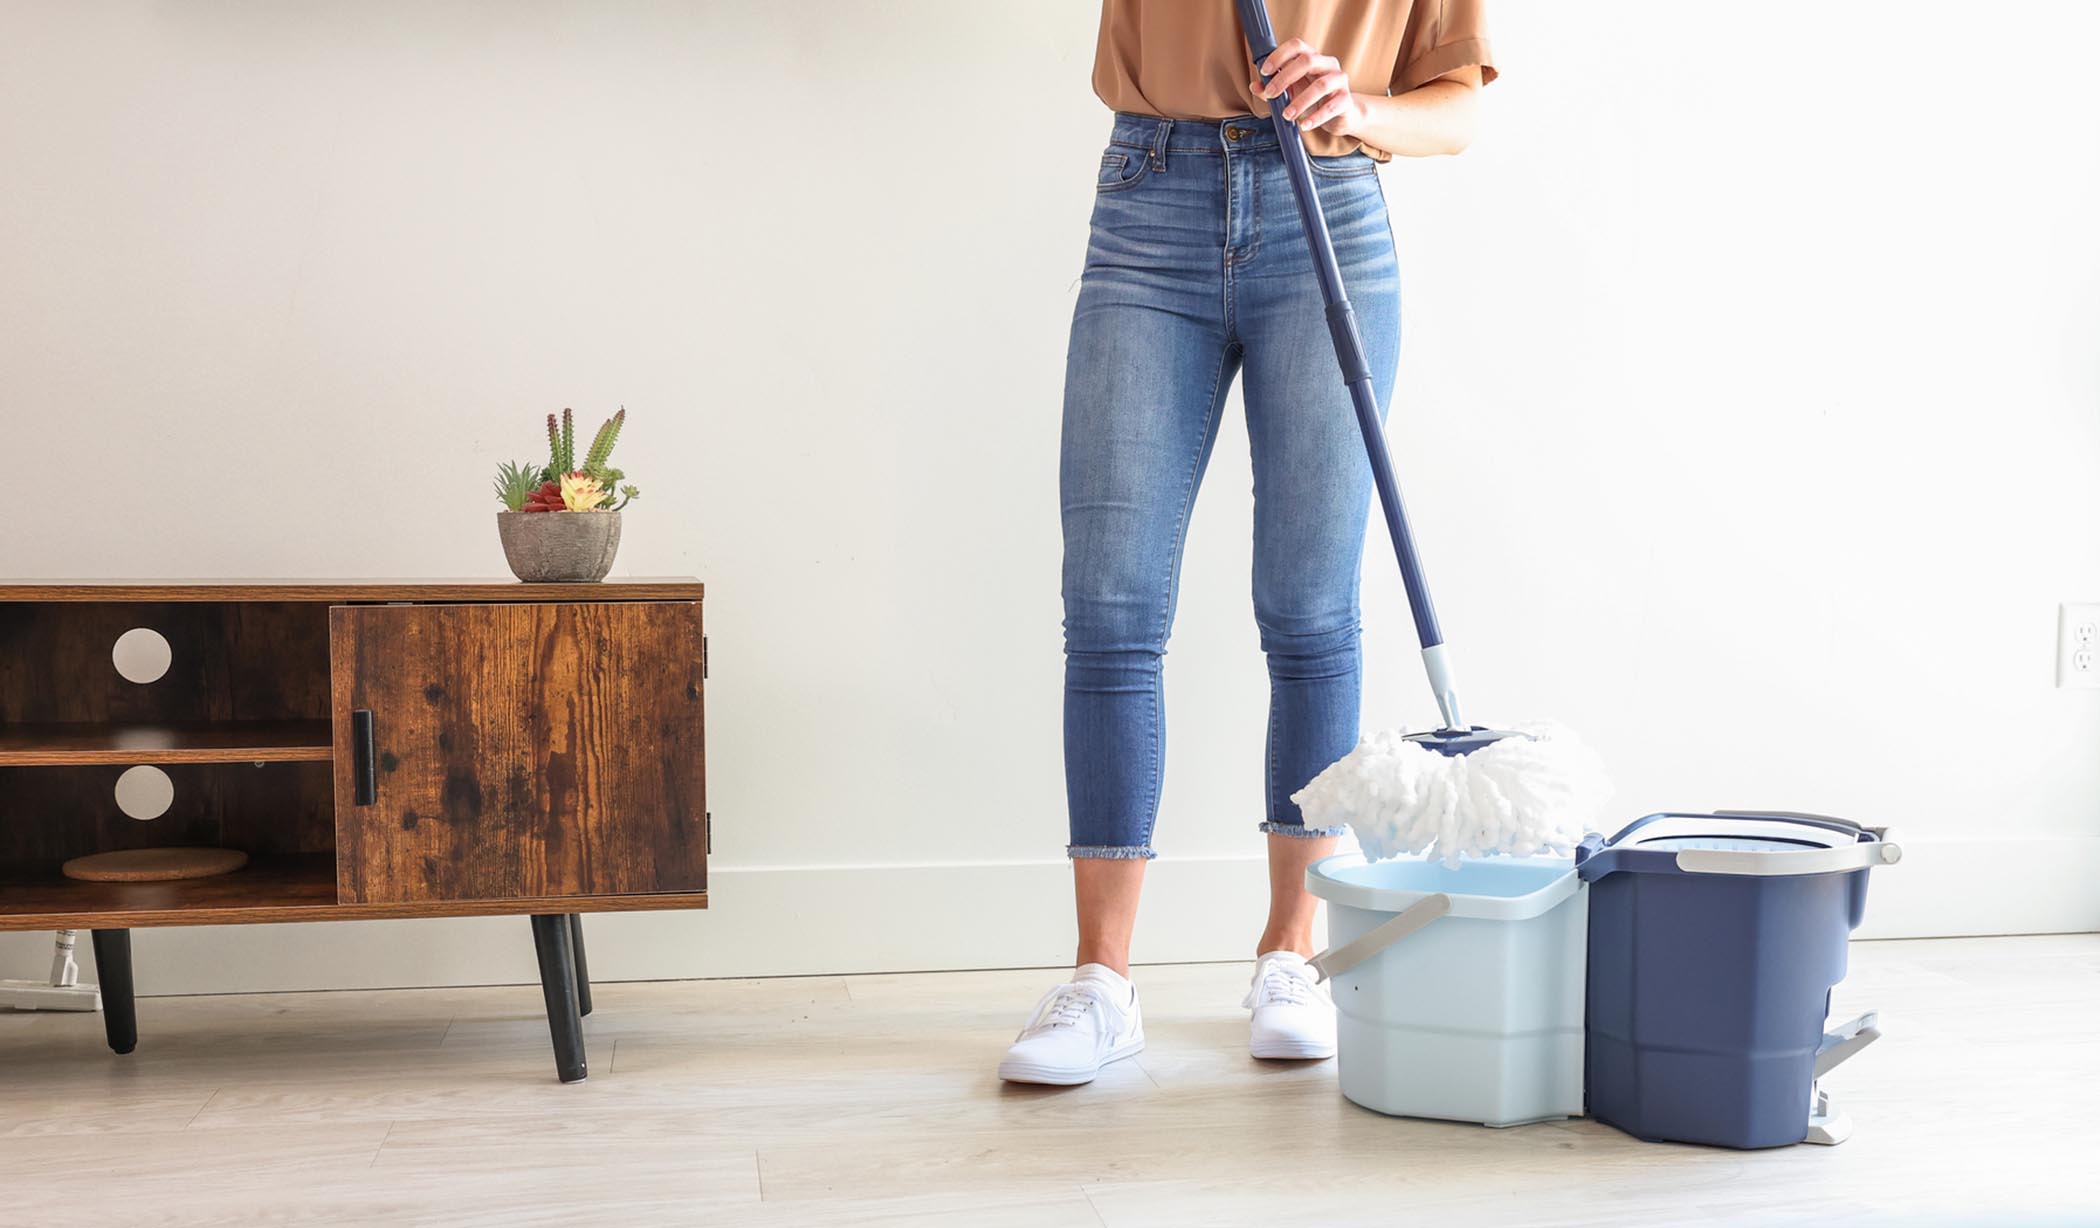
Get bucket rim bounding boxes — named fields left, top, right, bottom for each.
left=1306, top=853, right=1581, bottom=922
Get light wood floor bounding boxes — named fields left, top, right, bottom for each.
left=1, top=935, right=2093, bottom=1227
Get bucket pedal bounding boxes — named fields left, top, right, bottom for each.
left=1815, top=1011, right=1880, bottom=1078
left=1803, top=1011, right=1880, bottom=1145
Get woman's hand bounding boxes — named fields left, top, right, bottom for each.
left=1252, top=39, right=1368, bottom=137
left=1252, top=42, right=1483, bottom=159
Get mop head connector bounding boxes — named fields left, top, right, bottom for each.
left=1291, top=721, right=1611, bottom=865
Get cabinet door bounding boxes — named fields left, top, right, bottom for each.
left=330, top=602, right=705, bottom=905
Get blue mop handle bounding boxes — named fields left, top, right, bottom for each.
left=1236, top=0, right=1463, bottom=729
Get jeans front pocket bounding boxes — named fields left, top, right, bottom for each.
left=1309, top=151, right=1378, bottom=180
left=1096, top=145, right=1154, bottom=193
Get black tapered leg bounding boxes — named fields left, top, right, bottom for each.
left=90, top=929, right=137, bottom=1055
left=567, top=914, right=592, bottom=1017
left=530, top=914, right=587, bottom=1083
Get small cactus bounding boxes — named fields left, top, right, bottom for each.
left=583, top=408, right=625, bottom=473
left=499, top=409, right=641, bottom=511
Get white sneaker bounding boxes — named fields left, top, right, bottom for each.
left=1244, top=950, right=1337, bottom=1060
left=997, top=964, right=1145, bottom=1085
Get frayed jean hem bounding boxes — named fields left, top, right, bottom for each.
left=1259, top=822, right=1348, bottom=840
left=1067, top=845, right=1158, bottom=861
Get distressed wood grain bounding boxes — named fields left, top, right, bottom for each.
left=330, top=601, right=706, bottom=905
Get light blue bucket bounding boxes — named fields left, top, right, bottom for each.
left=1307, top=854, right=1587, bottom=1127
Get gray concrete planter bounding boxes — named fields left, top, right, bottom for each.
left=497, top=511, right=623, bottom=582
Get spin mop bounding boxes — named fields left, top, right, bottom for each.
left=1236, top=0, right=1609, bottom=863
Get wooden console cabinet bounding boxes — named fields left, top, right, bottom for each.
left=0, top=579, right=707, bottom=1082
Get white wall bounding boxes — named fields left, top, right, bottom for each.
left=2, top=1, right=2096, bottom=994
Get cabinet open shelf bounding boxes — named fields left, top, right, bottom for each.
left=0, top=852, right=707, bottom=930
left=0, top=720, right=335, bottom=767
left=0, top=852, right=338, bottom=928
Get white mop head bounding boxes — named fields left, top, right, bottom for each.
left=1290, top=721, right=1611, bottom=865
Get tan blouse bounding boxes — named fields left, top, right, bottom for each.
left=1093, top=0, right=1496, bottom=159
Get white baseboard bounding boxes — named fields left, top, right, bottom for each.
left=0, top=835, right=2092, bottom=997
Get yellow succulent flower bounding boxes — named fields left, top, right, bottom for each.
left=559, top=471, right=608, bottom=511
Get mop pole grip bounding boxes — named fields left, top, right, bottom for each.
left=1237, top=0, right=1460, bottom=723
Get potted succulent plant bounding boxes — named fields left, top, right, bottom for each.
left=493, top=408, right=642, bottom=582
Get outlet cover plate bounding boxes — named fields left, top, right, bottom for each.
left=2059, top=603, right=2100, bottom=689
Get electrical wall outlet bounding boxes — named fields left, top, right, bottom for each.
left=2060, top=603, right=2100, bottom=689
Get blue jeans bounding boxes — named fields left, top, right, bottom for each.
left=1062, top=114, right=1400, bottom=860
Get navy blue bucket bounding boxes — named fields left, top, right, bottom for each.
left=1576, top=812, right=1901, bottom=1149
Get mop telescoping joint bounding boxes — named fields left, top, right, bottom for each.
left=1235, top=0, right=1610, bottom=864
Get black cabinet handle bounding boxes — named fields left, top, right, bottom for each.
left=351, top=709, right=377, bottom=805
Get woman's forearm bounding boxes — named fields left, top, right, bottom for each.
left=1256, top=42, right=1483, bottom=159
left=1350, top=70, right=1482, bottom=158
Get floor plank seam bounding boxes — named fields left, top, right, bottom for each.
left=180, top=1090, right=218, bottom=1130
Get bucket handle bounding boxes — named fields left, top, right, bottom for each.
left=1309, top=893, right=1452, bottom=984
left=1580, top=811, right=1901, bottom=880
left=1674, top=840, right=1901, bottom=876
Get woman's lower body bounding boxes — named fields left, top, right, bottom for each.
left=1002, top=114, right=1399, bottom=1085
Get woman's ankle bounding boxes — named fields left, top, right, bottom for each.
left=1254, top=930, right=1315, bottom=960
left=1074, top=948, right=1132, bottom=977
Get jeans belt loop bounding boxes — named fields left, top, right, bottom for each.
left=1150, top=119, right=1170, bottom=173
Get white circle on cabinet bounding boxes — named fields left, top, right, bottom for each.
left=112, top=628, right=173, bottom=684
left=114, top=765, right=175, bottom=820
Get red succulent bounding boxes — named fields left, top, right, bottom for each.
left=521, top=479, right=565, bottom=512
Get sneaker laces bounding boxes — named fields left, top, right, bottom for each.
left=1244, top=960, right=1319, bottom=1010
left=1018, top=982, right=1116, bottom=1039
